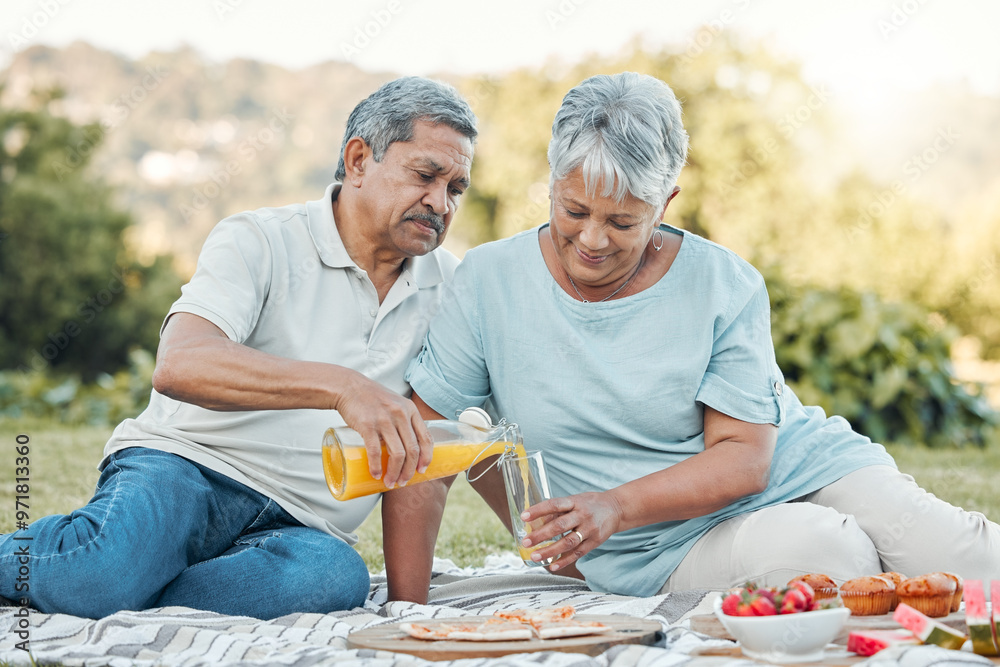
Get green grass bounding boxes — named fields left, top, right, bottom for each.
left=0, top=418, right=111, bottom=531
left=354, top=477, right=512, bottom=573
left=2, top=417, right=999, bottom=574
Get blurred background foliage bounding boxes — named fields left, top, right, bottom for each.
left=0, top=88, right=183, bottom=381
left=0, top=35, right=998, bottom=446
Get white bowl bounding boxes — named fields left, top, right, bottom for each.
left=712, top=596, right=852, bottom=663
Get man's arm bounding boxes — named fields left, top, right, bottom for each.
left=382, top=392, right=451, bottom=603
left=152, top=312, right=432, bottom=487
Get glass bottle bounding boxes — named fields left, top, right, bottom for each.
left=322, top=407, right=524, bottom=500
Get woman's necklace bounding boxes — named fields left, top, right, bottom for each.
left=567, top=255, right=645, bottom=303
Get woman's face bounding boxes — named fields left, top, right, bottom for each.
left=549, top=167, right=660, bottom=289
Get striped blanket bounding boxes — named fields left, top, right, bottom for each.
left=0, top=554, right=729, bottom=666
left=3, top=554, right=987, bottom=667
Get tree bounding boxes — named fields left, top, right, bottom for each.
left=0, top=88, right=182, bottom=379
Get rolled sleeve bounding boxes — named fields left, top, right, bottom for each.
left=405, top=258, right=492, bottom=417
left=696, top=272, right=785, bottom=426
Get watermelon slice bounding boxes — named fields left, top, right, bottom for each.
left=993, top=581, right=1000, bottom=652
left=847, top=629, right=919, bottom=656
left=965, top=580, right=999, bottom=656
left=893, top=602, right=968, bottom=650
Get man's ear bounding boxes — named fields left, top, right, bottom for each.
left=342, top=136, right=371, bottom=186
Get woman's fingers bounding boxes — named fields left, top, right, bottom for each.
left=521, top=492, right=620, bottom=570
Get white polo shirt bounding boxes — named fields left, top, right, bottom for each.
left=104, top=183, right=459, bottom=542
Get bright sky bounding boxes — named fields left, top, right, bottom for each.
left=3, top=0, right=999, bottom=111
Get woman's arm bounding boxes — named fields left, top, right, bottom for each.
left=613, top=406, right=776, bottom=528
left=519, top=406, right=776, bottom=572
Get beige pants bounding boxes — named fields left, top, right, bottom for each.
left=659, top=465, right=1000, bottom=594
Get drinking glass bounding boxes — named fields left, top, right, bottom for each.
left=500, top=450, right=560, bottom=567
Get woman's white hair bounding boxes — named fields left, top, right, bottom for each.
left=547, top=72, right=689, bottom=208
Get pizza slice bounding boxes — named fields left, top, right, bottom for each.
left=398, top=606, right=611, bottom=642
left=535, top=619, right=613, bottom=639
left=494, top=605, right=611, bottom=639
left=493, top=604, right=577, bottom=626
left=399, top=618, right=535, bottom=642
left=447, top=620, right=536, bottom=641
left=399, top=621, right=472, bottom=640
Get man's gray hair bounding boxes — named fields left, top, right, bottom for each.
left=547, top=72, right=689, bottom=208
left=334, top=76, right=478, bottom=182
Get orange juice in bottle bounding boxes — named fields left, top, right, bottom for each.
left=323, top=408, right=522, bottom=500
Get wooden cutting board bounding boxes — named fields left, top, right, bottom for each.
left=347, top=614, right=663, bottom=661
left=690, top=608, right=969, bottom=644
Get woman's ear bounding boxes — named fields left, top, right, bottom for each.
left=660, top=186, right=681, bottom=218
left=341, top=136, right=371, bottom=187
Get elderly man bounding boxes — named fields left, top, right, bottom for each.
left=0, top=77, right=476, bottom=619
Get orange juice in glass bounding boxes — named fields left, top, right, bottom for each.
left=500, top=449, right=559, bottom=567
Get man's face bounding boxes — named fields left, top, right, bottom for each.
left=358, top=120, right=473, bottom=258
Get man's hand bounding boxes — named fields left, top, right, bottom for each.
left=336, top=373, right=433, bottom=488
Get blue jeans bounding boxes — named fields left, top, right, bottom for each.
left=0, top=447, right=369, bottom=619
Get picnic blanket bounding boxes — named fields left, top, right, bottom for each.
left=0, top=554, right=990, bottom=667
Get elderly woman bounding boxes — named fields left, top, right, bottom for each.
left=382, top=72, right=1000, bottom=603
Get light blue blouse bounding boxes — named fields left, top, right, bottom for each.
left=406, top=224, right=895, bottom=597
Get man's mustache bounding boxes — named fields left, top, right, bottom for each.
left=406, top=212, right=445, bottom=234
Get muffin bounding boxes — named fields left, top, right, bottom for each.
left=896, top=573, right=956, bottom=618
left=879, top=572, right=905, bottom=610
left=788, top=573, right=839, bottom=601
left=840, top=575, right=896, bottom=616
left=934, top=572, right=963, bottom=613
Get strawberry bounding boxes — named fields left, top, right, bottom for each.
left=750, top=592, right=777, bottom=616
left=736, top=592, right=757, bottom=616
left=754, top=587, right=778, bottom=605
left=721, top=592, right=742, bottom=616
left=779, top=588, right=809, bottom=614
left=786, top=580, right=815, bottom=609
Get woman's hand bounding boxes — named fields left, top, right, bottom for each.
left=518, top=491, right=624, bottom=572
